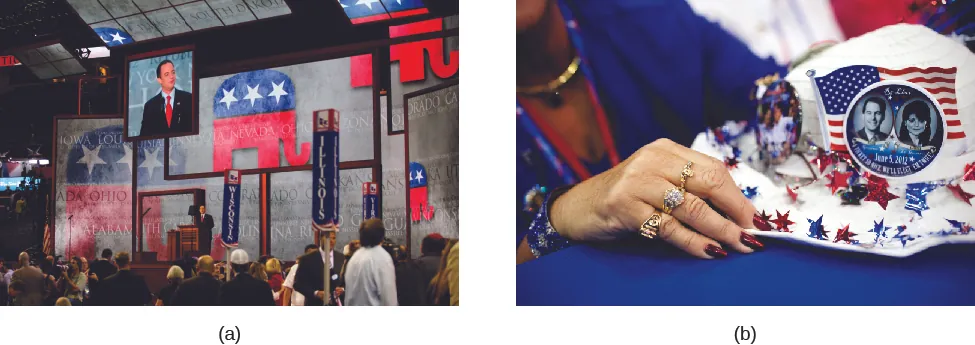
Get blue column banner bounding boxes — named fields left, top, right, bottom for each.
left=312, top=109, right=340, bottom=231
left=221, top=169, right=242, bottom=247
left=362, top=182, right=379, bottom=220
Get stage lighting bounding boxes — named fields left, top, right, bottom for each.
left=39, top=159, right=50, bottom=165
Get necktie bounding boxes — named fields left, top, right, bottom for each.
left=166, top=95, right=173, bottom=127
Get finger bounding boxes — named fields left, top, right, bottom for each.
left=632, top=175, right=758, bottom=253
left=654, top=142, right=758, bottom=229
left=618, top=202, right=727, bottom=259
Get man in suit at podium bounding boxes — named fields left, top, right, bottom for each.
left=195, top=205, right=214, bottom=255
left=139, top=60, right=193, bottom=137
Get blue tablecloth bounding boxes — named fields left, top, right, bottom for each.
left=517, top=236, right=975, bottom=305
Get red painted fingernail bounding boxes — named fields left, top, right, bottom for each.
left=741, top=232, right=765, bottom=250
left=705, top=244, right=727, bottom=259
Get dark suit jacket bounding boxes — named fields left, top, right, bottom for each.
left=857, top=128, right=886, bottom=143
left=90, top=270, right=151, bottom=306
left=195, top=213, right=215, bottom=254
left=170, top=272, right=222, bottom=306
left=293, top=249, right=345, bottom=306
left=139, top=89, right=193, bottom=137
left=218, top=273, right=275, bottom=306
left=87, top=259, right=117, bottom=292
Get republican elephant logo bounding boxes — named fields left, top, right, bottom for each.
left=409, top=161, right=434, bottom=222
left=212, top=69, right=310, bottom=171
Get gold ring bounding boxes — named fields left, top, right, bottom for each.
left=662, top=187, right=685, bottom=214
left=639, top=213, right=662, bottom=239
left=679, top=161, right=693, bottom=191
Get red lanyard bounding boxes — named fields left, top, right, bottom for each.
left=518, top=83, right=620, bottom=181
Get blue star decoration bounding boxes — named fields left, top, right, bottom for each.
left=742, top=186, right=759, bottom=200
left=891, top=225, right=916, bottom=247
left=904, top=182, right=938, bottom=216
left=868, top=218, right=891, bottom=243
left=806, top=215, right=830, bottom=240
left=732, top=147, right=742, bottom=159
left=93, top=27, right=133, bottom=47
left=946, top=218, right=973, bottom=235
left=847, top=169, right=861, bottom=187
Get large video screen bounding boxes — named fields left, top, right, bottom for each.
left=170, top=56, right=374, bottom=175
left=125, top=48, right=197, bottom=140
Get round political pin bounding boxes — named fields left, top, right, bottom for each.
left=844, top=81, right=946, bottom=178
left=332, top=274, right=339, bottom=280
left=756, top=80, right=803, bottom=165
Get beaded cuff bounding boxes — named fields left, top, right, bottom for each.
left=527, top=185, right=575, bottom=258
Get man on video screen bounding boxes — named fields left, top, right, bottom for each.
left=139, top=59, right=192, bottom=137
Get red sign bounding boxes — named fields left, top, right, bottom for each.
left=351, top=18, right=459, bottom=87
left=0, top=56, right=21, bottom=67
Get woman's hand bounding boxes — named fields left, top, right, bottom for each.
left=550, top=139, right=763, bottom=259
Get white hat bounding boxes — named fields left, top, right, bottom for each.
left=229, top=249, right=249, bottom=265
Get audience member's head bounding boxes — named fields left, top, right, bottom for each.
left=166, top=265, right=184, bottom=285
left=197, top=255, right=215, bottom=274
left=421, top=233, right=446, bottom=256
left=17, top=252, right=28, bottom=268
left=265, top=258, right=282, bottom=276
left=304, top=244, right=318, bottom=254
left=0, top=257, right=5, bottom=272
left=100, top=248, right=113, bottom=260
left=229, top=249, right=250, bottom=275
left=80, top=257, right=89, bottom=272
left=69, top=256, right=83, bottom=275
left=347, top=240, right=362, bottom=258
left=115, top=252, right=131, bottom=269
left=258, top=255, right=270, bottom=266
left=397, top=245, right=409, bottom=262
left=359, top=218, right=386, bottom=248
left=319, top=231, right=337, bottom=250
left=248, top=262, right=267, bottom=282
left=55, top=297, right=72, bottom=306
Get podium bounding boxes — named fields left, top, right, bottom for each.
left=167, top=225, right=199, bottom=258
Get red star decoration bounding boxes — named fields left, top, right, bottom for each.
left=786, top=186, right=799, bottom=203
left=963, top=162, right=975, bottom=182
left=962, top=224, right=973, bottom=235
left=833, top=224, right=857, bottom=243
left=866, top=173, right=890, bottom=189
left=810, top=150, right=833, bottom=173
left=863, top=176, right=899, bottom=210
left=725, top=156, right=739, bottom=170
left=946, top=183, right=975, bottom=206
left=825, top=170, right=853, bottom=195
left=753, top=210, right=773, bottom=231
left=712, top=128, right=726, bottom=143
left=770, top=210, right=795, bottom=232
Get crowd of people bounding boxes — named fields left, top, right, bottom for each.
left=1, top=218, right=459, bottom=306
